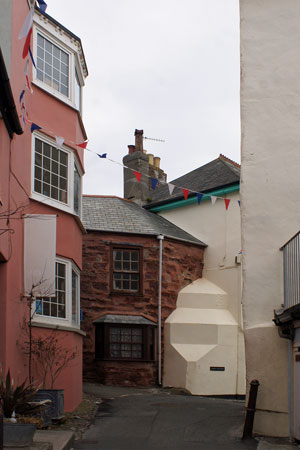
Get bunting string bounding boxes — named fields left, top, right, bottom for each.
left=16, top=2, right=238, bottom=212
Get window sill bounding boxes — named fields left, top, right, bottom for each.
left=32, top=321, right=86, bottom=336
left=95, top=358, right=155, bottom=363
left=109, top=291, right=143, bottom=296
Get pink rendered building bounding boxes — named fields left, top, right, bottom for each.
left=0, top=0, right=88, bottom=411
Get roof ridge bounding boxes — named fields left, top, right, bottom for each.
left=218, top=154, right=240, bottom=168
left=83, top=195, right=133, bottom=203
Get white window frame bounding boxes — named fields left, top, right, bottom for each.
left=31, top=131, right=82, bottom=217
left=32, top=256, right=80, bottom=329
left=32, top=24, right=83, bottom=111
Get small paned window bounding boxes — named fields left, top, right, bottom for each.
left=72, top=269, right=78, bottom=325
left=74, top=69, right=81, bottom=111
left=36, top=262, right=66, bottom=319
left=95, top=324, right=155, bottom=361
left=34, top=137, right=68, bottom=204
left=34, top=259, right=80, bottom=326
left=36, top=33, right=69, bottom=97
left=112, top=248, right=140, bottom=292
left=73, top=163, right=81, bottom=216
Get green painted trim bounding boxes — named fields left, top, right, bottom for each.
left=148, top=184, right=240, bottom=213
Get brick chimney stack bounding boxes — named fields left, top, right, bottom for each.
left=123, top=129, right=167, bottom=206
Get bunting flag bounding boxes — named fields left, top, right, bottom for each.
left=182, top=188, right=190, bottom=200
left=36, top=0, right=47, bottom=13
left=168, top=183, right=175, bottom=195
left=77, top=141, right=88, bottom=149
left=97, top=153, right=107, bottom=158
left=197, top=193, right=203, bottom=204
left=19, top=90, right=25, bottom=103
left=24, top=60, right=33, bottom=93
left=31, top=123, right=42, bottom=133
left=29, top=47, right=36, bottom=69
left=134, top=171, right=142, bottom=183
left=22, top=27, right=33, bottom=59
left=18, top=7, right=34, bottom=40
left=151, top=178, right=158, bottom=190
left=224, top=199, right=230, bottom=210
left=55, top=136, right=64, bottom=148
left=210, top=196, right=217, bottom=205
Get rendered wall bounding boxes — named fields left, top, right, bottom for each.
left=158, top=191, right=245, bottom=395
left=0, top=0, right=85, bottom=412
left=239, top=0, right=300, bottom=436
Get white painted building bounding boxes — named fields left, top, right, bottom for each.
left=146, top=154, right=245, bottom=397
left=240, top=0, right=300, bottom=438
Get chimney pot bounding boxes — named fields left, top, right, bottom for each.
left=128, top=145, right=135, bottom=154
left=154, top=156, right=161, bottom=168
left=134, top=129, right=144, bottom=153
left=148, top=153, right=154, bottom=165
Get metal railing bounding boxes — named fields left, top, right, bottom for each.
left=281, top=231, right=300, bottom=308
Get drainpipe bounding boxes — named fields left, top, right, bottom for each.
left=288, top=340, right=293, bottom=441
left=157, top=234, right=164, bottom=386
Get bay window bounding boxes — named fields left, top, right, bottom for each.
left=33, top=24, right=85, bottom=111
left=32, top=134, right=82, bottom=217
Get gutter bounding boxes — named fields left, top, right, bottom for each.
left=146, top=184, right=239, bottom=213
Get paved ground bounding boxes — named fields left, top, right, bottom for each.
left=74, top=384, right=260, bottom=450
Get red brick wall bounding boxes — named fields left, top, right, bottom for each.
left=81, top=232, right=204, bottom=386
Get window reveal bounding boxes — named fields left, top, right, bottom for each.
left=95, top=324, right=155, bottom=361
left=34, top=138, right=68, bottom=204
left=112, top=248, right=140, bottom=292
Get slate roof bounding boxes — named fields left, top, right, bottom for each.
left=93, top=314, right=157, bottom=326
left=82, top=196, right=206, bottom=246
left=146, top=154, right=240, bottom=206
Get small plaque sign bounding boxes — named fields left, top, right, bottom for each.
left=210, top=367, right=225, bottom=371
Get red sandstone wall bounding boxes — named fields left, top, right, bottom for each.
left=81, top=232, right=204, bottom=386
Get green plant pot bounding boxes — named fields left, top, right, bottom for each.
left=3, top=423, right=36, bottom=448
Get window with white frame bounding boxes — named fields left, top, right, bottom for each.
left=36, top=33, right=69, bottom=97
left=34, top=258, right=80, bottom=327
left=32, top=135, right=82, bottom=216
left=33, top=24, right=84, bottom=112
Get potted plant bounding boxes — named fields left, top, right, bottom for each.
left=29, top=330, right=77, bottom=422
left=18, top=284, right=77, bottom=423
left=0, top=369, right=40, bottom=448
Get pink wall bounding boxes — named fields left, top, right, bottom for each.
left=0, top=0, right=86, bottom=412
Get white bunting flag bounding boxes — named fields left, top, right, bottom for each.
left=56, top=136, right=64, bottom=148
left=168, top=183, right=175, bottom=195
left=18, top=7, right=34, bottom=40
left=210, top=196, right=217, bottom=205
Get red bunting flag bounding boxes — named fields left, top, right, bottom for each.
left=77, top=141, right=88, bottom=149
left=224, top=199, right=230, bottom=210
left=134, top=171, right=142, bottom=183
left=22, top=27, right=32, bottom=59
left=182, top=188, right=189, bottom=200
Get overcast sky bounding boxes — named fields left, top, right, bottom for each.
left=47, top=0, right=240, bottom=197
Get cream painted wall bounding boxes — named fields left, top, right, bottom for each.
left=159, top=191, right=245, bottom=395
left=240, top=0, right=300, bottom=437
left=159, top=191, right=242, bottom=322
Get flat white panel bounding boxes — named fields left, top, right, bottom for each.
left=24, top=214, right=56, bottom=297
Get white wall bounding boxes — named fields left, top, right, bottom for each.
left=159, top=191, right=241, bottom=322
left=159, top=191, right=245, bottom=395
left=240, top=0, right=300, bottom=436
left=0, top=0, right=12, bottom=75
